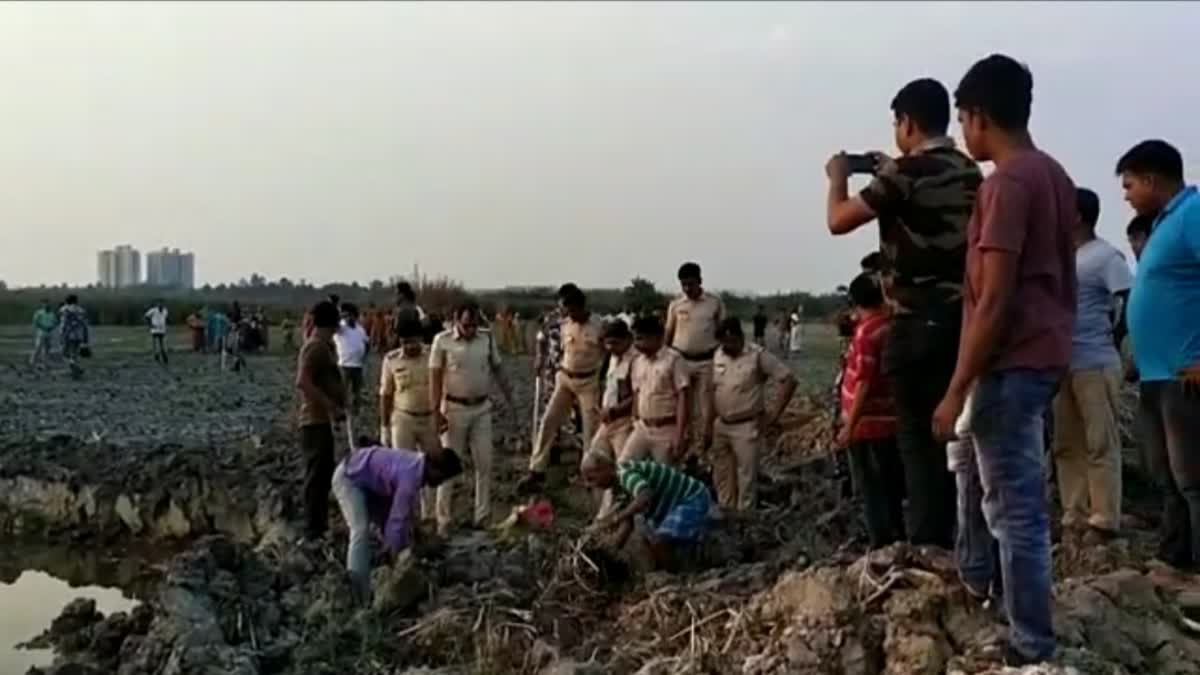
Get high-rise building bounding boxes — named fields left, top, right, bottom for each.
left=96, top=245, right=141, bottom=288
left=146, top=248, right=196, bottom=289
left=97, top=250, right=117, bottom=288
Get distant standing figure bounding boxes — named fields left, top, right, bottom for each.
left=186, top=309, right=206, bottom=352
left=665, top=262, right=725, bottom=448
left=752, top=305, right=769, bottom=346
left=281, top=316, right=297, bottom=353
left=31, top=299, right=59, bottom=367
left=334, top=303, right=370, bottom=414
left=788, top=309, right=805, bottom=356
left=295, top=301, right=347, bottom=541
left=59, top=295, right=90, bottom=378
left=145, top=300, right=169, bottom=365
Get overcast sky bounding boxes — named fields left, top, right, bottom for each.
left=1, top=1, right=1197, bottom=293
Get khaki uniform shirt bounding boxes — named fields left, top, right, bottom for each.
left=632, top=346, right=689, bottom=420
left=712, top=345, right=792, bottom=418
left=560, top=314, right=606, bottom=373
left=666, top=292, right=725, bottom=355
left=429, top=327, right=501, bottom=400
left=380, top=347, right=432, bottom=415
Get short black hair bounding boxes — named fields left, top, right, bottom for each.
left=454, top=299, right=481, bottom=320
left=394, top=318, right=424, bottom=340
left=65, top=294, right=78, bottom=304
left=954, top=54, right=1033, bottom=131
left=428, top=448, right=465, bottom=482
left=715, top=317, right=744, bottom=340
left=1115, top=140, right=1184, bottom=182
left=603, top=319, right=631, bottom=340
left=891, top=78, right=950, bottom=135
left=1076, top=188, right=1100, bottom=229
left=860, top=251, right=884, bottom=272
left=632, top=315, right=664, bottom=337
left=557, top=283, right=586, bottom=308
left=395, top=281, right=416, bottom=302
left=340, top=302, right=359, bottom=318
left=848, top=273, right=884, bottom=309
left=311, top=300, right=340, bottom=328
left=1126, top=212, right=1155, bottom=238
left=677, top=262, right=701, bottom=281
left=328, top=294, right=341, bottom=307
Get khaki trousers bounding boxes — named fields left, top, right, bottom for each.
left=621, top=421, right=677, bottom=464
left=711, top=419, right=761, bottom=511
left=440, top=400, right=494, bottom=527
left=390, top=411, right=446, bottom=526
left=1052, top=366, right=1122, bottom=531
left=589, top=418, right=634, bottom=519
left=679, top=358, right=713, bottom=449
left=530, top=371, right=600, bottom=472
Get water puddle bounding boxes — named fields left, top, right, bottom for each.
left=0, top=570, right=136, bottom=672
left=0, top=539, right=165, bottom=673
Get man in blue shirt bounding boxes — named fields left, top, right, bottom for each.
left=1119, top=139, right=1200, bottom=572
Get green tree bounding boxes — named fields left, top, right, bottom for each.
left=622, top=277, right=663, bottom=314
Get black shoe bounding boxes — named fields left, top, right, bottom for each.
left=516, top=472, right=546, bottom=497
left=1002, top=644, right=1047, bottom=667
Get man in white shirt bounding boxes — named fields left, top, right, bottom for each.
left=334, top=303, right=371, bottom=414
left=144, top=300, right=169, bottom=366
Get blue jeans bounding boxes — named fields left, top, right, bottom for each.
left=955, top=368, right=1060, bottom=661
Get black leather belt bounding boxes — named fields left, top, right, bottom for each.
left=446, top=394, right=488, bottom=407
left=675, top=348, right=716, bottom=362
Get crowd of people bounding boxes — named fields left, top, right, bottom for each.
left=21, top=48, right=1199, bottom=668
left=297, top=51, right=1200, bottom=669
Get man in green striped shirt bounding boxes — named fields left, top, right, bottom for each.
left=582, top=453, right=712, bottom=569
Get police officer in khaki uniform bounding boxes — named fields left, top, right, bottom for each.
left=622, top=315, right=691, bottom=464
left=520, top=284, right=605, bottom=493
left=665, top=262, right=725, bottom=448
left=704, top=318, right=798, bottom=512
left=379, top=317, right=444, bottom=522
left=430, top=301, right=514, bottom=533
left=588, top=318, right=637, bottom=518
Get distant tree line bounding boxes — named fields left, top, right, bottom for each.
left=0, top=275, right=847, bottom=326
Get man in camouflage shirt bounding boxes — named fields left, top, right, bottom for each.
left=824, top=78, right=982, bottom=549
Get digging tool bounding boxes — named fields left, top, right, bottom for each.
left=531, top=372, right=543, bottom=448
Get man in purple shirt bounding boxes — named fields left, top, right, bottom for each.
left=331, top=442, right=463, bottom=600
left=933, top=54, right=1077, bottom=666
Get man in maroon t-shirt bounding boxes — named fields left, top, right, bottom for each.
left=932, top=54, right=1076, bottom=667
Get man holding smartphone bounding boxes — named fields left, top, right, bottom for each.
left=823, top=78, right=982, bottom=549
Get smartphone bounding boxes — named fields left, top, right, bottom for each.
left=843, top=153, right=877, bottom=175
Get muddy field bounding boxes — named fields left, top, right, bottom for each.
left=1, top=324, right=1197, bottom=675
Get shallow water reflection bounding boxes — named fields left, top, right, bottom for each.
left=0, top=569, right=136, bottom=672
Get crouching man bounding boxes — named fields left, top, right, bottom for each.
left=331, top=443, right=464, bottom=601
left=582, top=451, right=712, bottom=570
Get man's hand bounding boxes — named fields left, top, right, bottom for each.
left=600, top=408, right=613, bottom=425
left=434, top=410, right=449, bottom=434
left=868, top=151, right=897, bottom=176
left=835, top=426, right=851, bottom=449
left=932, top=388, right=967, bottom=442
left=379, top=425, right=390, bottom=446
left=825, top=153, right=850, bottom=182
left=702, top=428, right=713, bottom=451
